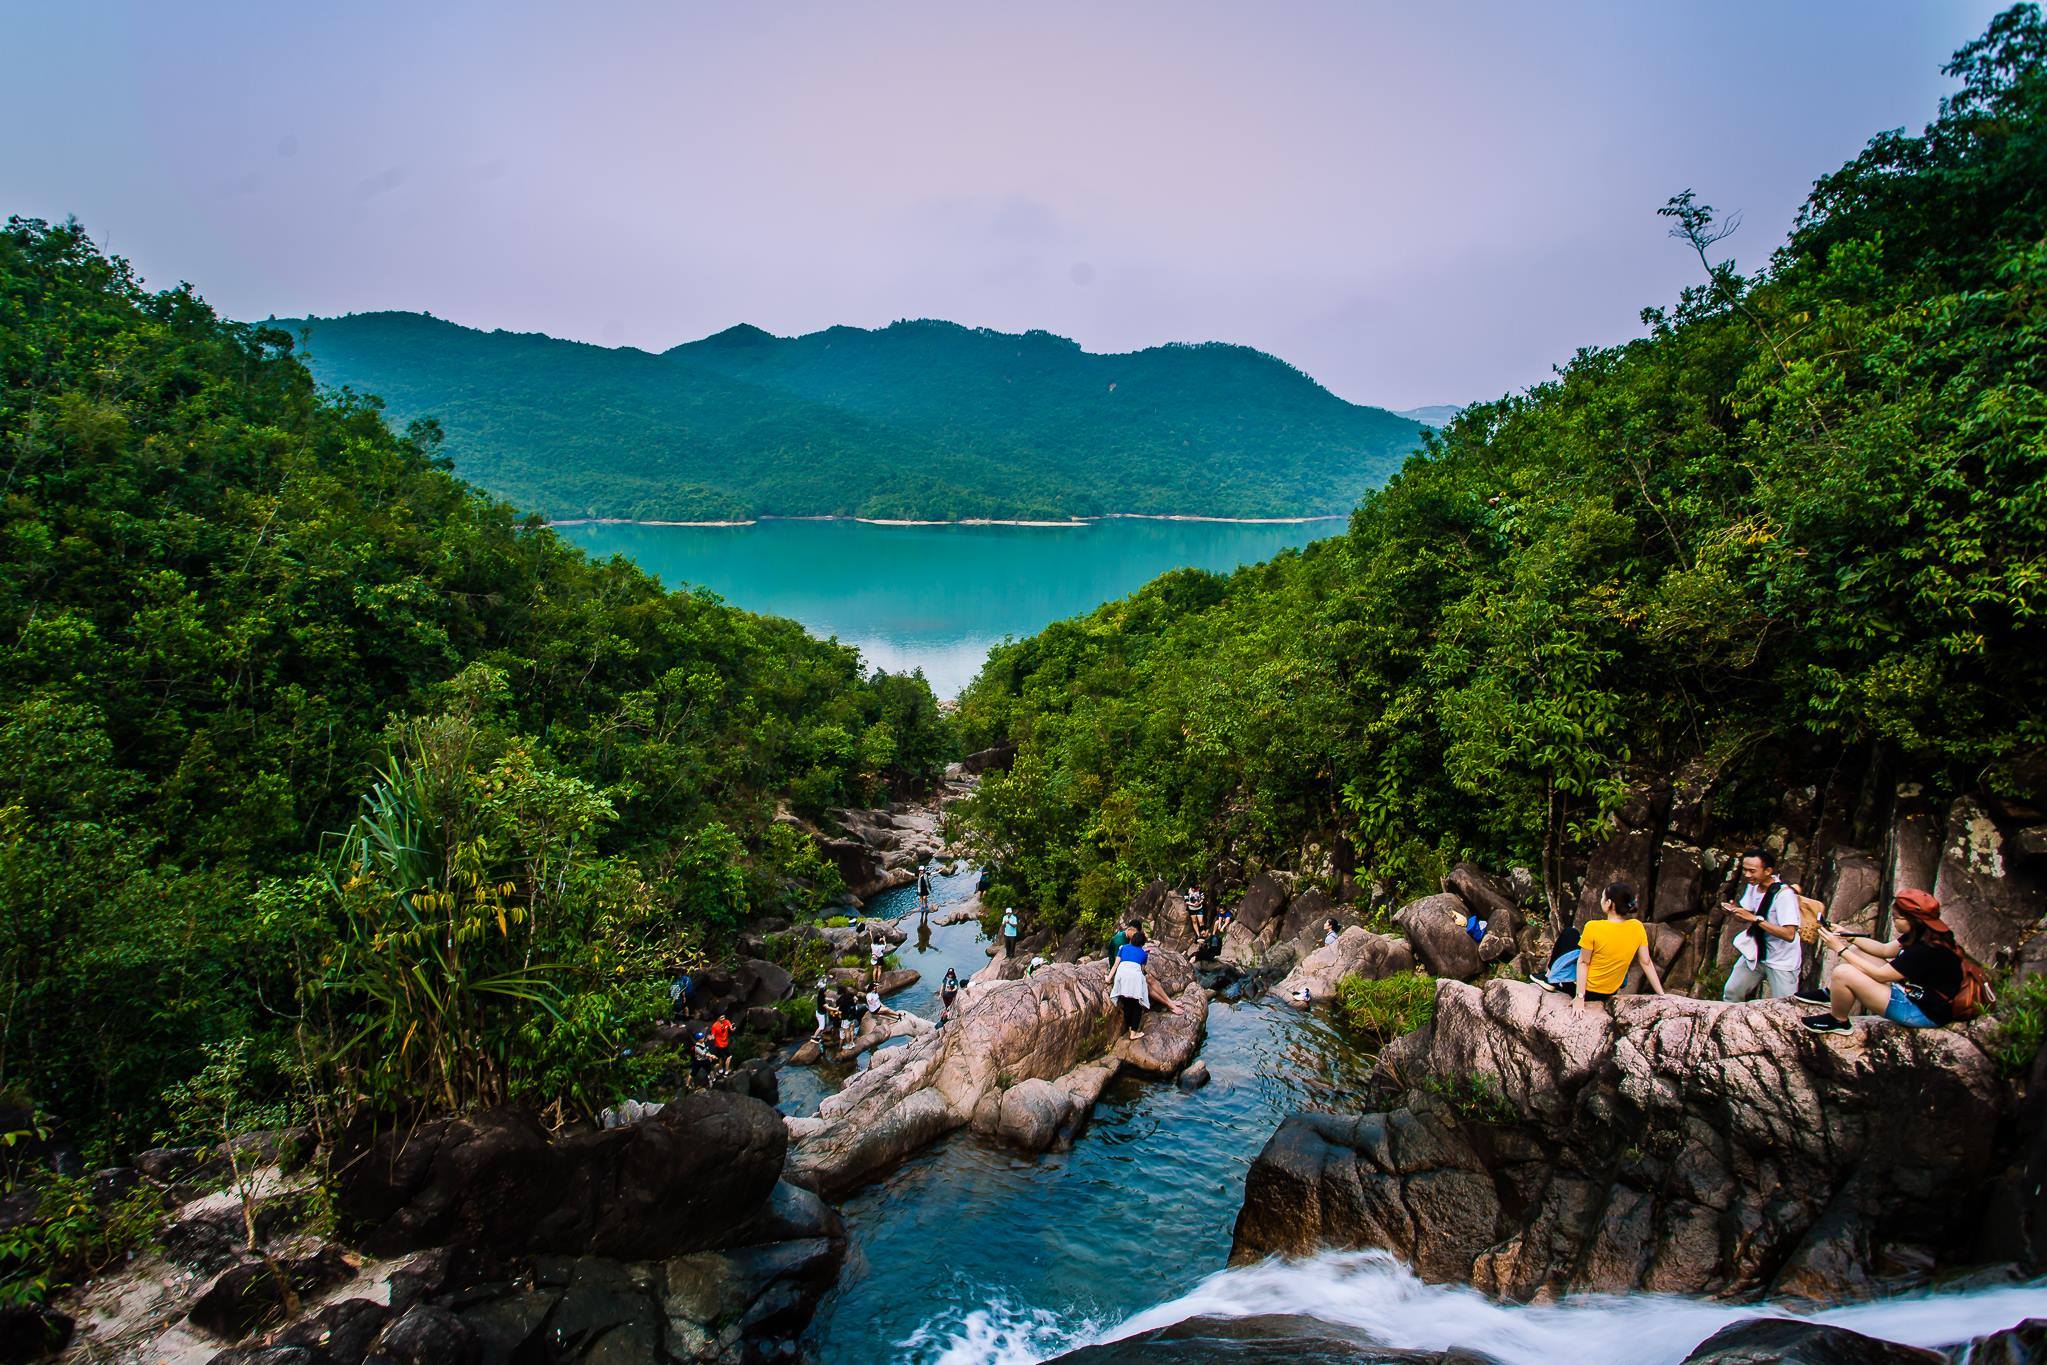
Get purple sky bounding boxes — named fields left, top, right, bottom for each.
left=2, top=2, right=2006, bottom=409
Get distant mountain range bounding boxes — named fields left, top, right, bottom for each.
left=1395, top=404, right=1465, bottom=428
left=271, top=312, right=1428, bottom=522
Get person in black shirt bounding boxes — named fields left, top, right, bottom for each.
left=1802, top=889, right=1967, bottom=1033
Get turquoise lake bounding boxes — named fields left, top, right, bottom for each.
left=553, top=518, right=1342, bottom=696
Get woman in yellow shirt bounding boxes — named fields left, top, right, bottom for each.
left=1574, top=882, right=1665, bottom=1012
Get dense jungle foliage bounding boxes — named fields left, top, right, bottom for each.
left=276, top=312, right=1425, bottom=522
left=0, top=222, right=951, bottom=1156
left=955, top=8, right=2047, bottom=933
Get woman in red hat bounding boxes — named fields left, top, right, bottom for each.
left=1802, top=889, right=1965, bottom=1034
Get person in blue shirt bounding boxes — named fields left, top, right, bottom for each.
left=1107, top=929, right=1153, bottom=1038
left=1001, top=907, right=1020, bottom=956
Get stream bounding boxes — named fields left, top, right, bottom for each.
left=793, top=869, right=2047, bottom=1363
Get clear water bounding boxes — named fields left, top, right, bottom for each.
left=554, top=518, right=1340, bottom=695
left=791, top=870, right=2047, bottom=1364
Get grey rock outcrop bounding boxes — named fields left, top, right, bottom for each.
left=1233, top=979, right=2007, bottom=1299
left=786, top=952, right=1208, bottom=1195
left=1271, top=927, right=1414, bottom=1003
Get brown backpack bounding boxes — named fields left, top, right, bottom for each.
left=1948, top=954, right=1996, bottom=1022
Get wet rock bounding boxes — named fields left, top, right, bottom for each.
left=1233, top=980, right=2007, bottom=1298
left=1968, top=1319, right=2047, bottom=1365
left=1271, top=928, right=1414, bottom=1003
left=1046, top=1313, right=1499, bottom=1363
left=335, top=1092, right=786, bottom=1261
left=1395, top=894, right=1485, bottom=980
left=205, top=1347, right=318, bottom=1365
left=1678, top=1318, right=1942, bottom=1365
left=378, top=1304, right=478, bottom=1365
left=996, top=1079, right=1079, bottom=1149
left=187, top=1247, right=355, bottom=1341
left=453, top=1290, right=558, bottom=1362
left=1177, top=1060, right=1211, bottom=1091
left=268, top=1297, right=389, bottom=1365
left=663, top=1236, right=846, bottom=1358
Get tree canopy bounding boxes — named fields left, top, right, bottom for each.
left=954, top=6, right=2047, bottom=932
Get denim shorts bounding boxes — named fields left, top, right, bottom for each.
left=1884, top=984, right=1937, bottom=1028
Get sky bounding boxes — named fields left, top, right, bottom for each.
left=0, top=1, right=2011, bottom=410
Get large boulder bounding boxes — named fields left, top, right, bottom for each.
left=1446, top=862, right=1516, bottom=923
left=786, top=952, right=1207, bottom=1195
left=1678, top=1319, right=1942, bottom=1365
left=335, top=1091, right=787, bottom=1260
left=1047, top=1313, right=1491, bottom=1363
left=1232, top=980, right=2008, bottom=1299
left=1395, top=894, right=1484, bottom=980
left=1578, top=830, right=1659, bottom=921
left=1233, top=872, right=1290, bottom=937
left=1271, top=928, right=1413, bottom=1004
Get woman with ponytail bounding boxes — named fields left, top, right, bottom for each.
left=1573, top=882, right=1666, bottom=1013
left=1802, top=890, right=1970, bottom=1033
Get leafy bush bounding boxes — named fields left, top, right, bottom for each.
left=1333, top=971, right=1438, bottom=1048
left=1993, top=973, right=2047, bottom=1078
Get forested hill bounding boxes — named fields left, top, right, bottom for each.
left=274, top=312, right=1425, bottom=522
left=953, top=7, right=2047, bottom=929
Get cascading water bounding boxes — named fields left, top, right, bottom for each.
left=912, top=1252, right=2047, bottom=1364
left=801, top=870, right=2047, bottom=1362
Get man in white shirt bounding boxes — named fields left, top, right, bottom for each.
left=1720, top=846, right=1802, bottom=1000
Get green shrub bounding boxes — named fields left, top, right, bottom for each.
left=1993, top=974, right=2047, bottom=1078
left=1421, top=1071, right=1519, bottom=1125
left=1333, top=970, right=1438, bottom=1048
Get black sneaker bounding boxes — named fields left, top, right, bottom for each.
left=1801, top=1012, right=1851, bottom=1034
left=1793, top=988, right=1829, bottom=1006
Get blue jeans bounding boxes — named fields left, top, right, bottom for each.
left=1546, top=950, right=1580, bottom=985
left=1884, top=984, right=1937, bottom=1028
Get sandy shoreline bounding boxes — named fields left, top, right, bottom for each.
left=548, top=512, right=1349, bottom=530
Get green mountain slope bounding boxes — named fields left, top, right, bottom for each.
left=276, top=312, right=1424, bottom=522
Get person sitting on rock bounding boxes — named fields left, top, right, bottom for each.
left=689, top=1030, right=715, bottom=1089
left=709, top=1011, right=736, bottom=1074
left=1802, top=889, right=1970, bottom=1034
left=1720, top=846, right=1803, bottom=1001
left=1538, top=908, right=1583, bottom=993
left=1573, top=882, right=1665, bottom=1012
left=864, top=986, right=899, bottom=1023
left=1001, top=907, right=1021, bottom=956
left=1323, top=918, right=1341, bottom=949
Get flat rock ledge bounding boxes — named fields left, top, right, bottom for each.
left=1232, top=979, right=2010, bottom=1301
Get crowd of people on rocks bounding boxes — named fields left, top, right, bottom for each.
left=1536, top=845, right=1989, bottom=1032
left=724, top=839, right=1995, bottom=1091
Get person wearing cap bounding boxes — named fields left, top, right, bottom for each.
left=1802, top=890, right=1966, bottom=1033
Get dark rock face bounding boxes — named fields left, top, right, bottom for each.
left=1678, top=1319, right=1943, bottom=1365
left=1232, top=980, right=2007, bottom=1300
left=1235, top=873, right=1290, bottom=937
left=1045, top=1313, right=1500, bottom=1363
left=1968, top=1319, right=2047, bottom=1365
left=187, top=1248, right=355, bottom=1340
left=0, top=1304, right=74, bottom=1362
left=267, top=1297, right=390, bottom=1365
left=335, top=1092, right=787, bottom=1261
left=377, top=1303, right=478, bottom=1364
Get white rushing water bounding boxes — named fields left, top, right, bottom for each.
left=911, top=1251, right=2047, bottom=1365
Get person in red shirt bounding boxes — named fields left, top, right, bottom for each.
left=709, top=1012, right=735, bottom=1074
